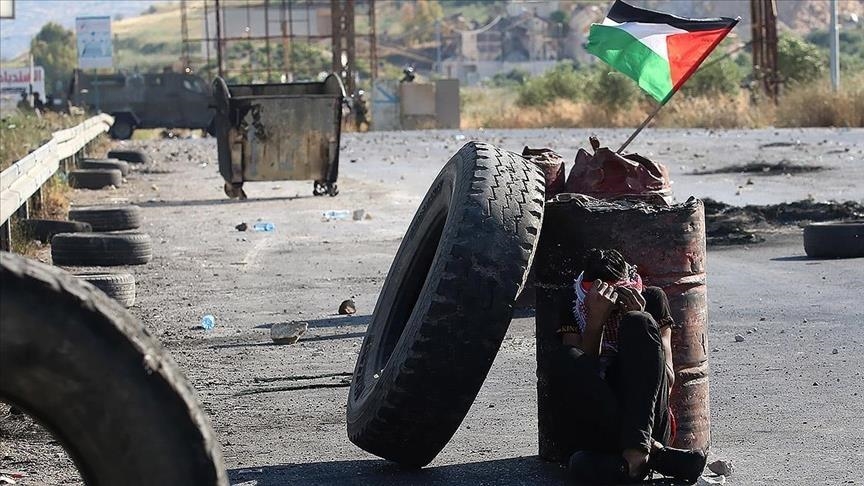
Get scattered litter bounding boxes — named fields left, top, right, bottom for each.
left=734, top=334, right=745, bottom=342
left=350, top=158, right=358, bottom=163
left=150, top=184, right=159, bottom=191
left=199, top=162, right=208, bottom=168
left=0, top=476, right=17, bottom=485
left=235, top=222, right=248, bottom=231
left=352, top=209, right=366, bottom=221
left=253, top=222, right=275, bottom=232
left=708, top=459, right=734, bottom=476
left=832, top=348, right=839, bottom=354
left=271, top=321, right=308, bottom=345
left=339, top=299, right=356, bottom=315
left=454, top=134, right=467, bottom=141
left=200, top=314, right=215, bottom=330
left=323, top=210, right=351, bottom=221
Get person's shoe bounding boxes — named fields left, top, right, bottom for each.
left=567, top=450, right=641, bottom=484
left=647, top=446, right=707, bottom=482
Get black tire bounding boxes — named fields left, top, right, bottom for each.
left=79, top=158, right=130, bottom=176
left=68, top=205, right=142, bottom=231
left=18, top=219, right=92, bottom=243
left=347, top=142, right=545, bottom=467
left=0, top=253, right=227, bottom=485
left=803, top=221, right=864, bottom=258
left=109, top=118, right=135, bottom=140
left=68, top=169, right=122, bottom=190
left=108, top=149, right=150, bottom=164
left=73, top=272, right=136, bottom=307
left=51, top=232, right=153, bottom=266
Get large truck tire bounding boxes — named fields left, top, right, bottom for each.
left=803, top=221, right=864, bottom=258
left=108, top=117, right=135, bottom=140
left=18, top=219, right=92, bottom=243
left=79, top=158, right=130, bottom=176
left=52, top=232, right=152, bottom=266
left=347, top=141, right=545, bottom=467
left=73, top=272, right=136, bottom=307
left=68, top=205, right=142, bottom=231
left=0, top=252, right=227, bottom=485
left=68, top=169, right=122, bottom=190
left=108, top=149, right=150, bottom=164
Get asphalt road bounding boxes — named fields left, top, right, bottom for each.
left=5, top=128, right=863, bottom=485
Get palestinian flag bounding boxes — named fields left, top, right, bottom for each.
left=586, top=0, right=739, bottom=103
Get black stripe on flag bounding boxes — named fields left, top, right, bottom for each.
left=607, top=0, right=737, bottom=32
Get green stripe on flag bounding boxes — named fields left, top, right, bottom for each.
left=586, top=24, right=674, bottom=102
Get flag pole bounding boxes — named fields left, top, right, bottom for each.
left=616, top=97, right=669, bottom=154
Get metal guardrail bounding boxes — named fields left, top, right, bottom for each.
left=0, top=114, right=113, bottom=250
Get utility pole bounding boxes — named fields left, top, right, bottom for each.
left=829, top=0, right=840, bottom=91
left=215, top=0, right=224, bottom=78
left=435, top=19, right=442, bottom=74
left=750, top=0, right=779, bottom=102
left=331, top=0, right=357, bottom=98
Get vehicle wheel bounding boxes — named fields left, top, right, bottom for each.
left=803, top=221, right=864, bottom=258
left=0, top=253, right=227, bottom=485
left=68, top=169, right=123, bottom=190
left=73, top=272, right=136, bottom=307
left=327, top=183, right=339, bottom=197
left=107, top=149, right=150, bottom=164
left=18, top=219, right=92, bottom=243
left=79, top=158, right=130, bottom=176
left=347, top=141, right=546, bottom=467
left=68, top=205, right=142, bottom=231
left=109, top=118, right=135, bottom=140
left=51, top=232, right=153, bottom=266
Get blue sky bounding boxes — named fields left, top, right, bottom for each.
left=0, top=0, right=156, bottom=60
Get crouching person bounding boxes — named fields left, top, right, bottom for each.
left=552, top=248, right=707, bottom=484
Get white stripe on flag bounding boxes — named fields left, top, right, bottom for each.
left=601, top=18, right=687, bottom=62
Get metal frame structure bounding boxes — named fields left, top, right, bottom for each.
left=179, top=0, right=377, bottom=98
left=750, top=0, right=779, bottom=102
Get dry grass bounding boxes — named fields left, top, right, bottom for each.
left=460, top=75, right=864, bottom=130
left=775, top=79, right=864, bottom=127
left=0, top=112, right=85, bottom=171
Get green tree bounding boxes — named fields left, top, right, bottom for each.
left=777, top=34, right=825, bottom=85
left=30, top=22, right=77, bottom=91
left=681, top=55, right=742, bottom=97
left=399, top=0, right=444, bottom=45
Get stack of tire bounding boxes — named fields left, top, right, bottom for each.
left=68, top=157, right=129, bottom=190
left=347, top=142, right=546, bottom=466
left=51, top=204, right=150, bottom=308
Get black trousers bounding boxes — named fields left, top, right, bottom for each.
left=553, top=287, right=672, bottom=456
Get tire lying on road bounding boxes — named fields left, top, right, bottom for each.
left=68, top=169, right=123, bottom=190
left=79, top=158, right=130, bottom=176
left=69, top=205, right=142, bottom=231
left=347, top=141, right=546, bottom=467
left=19, top=219, right=92, bottom=243
left=108, top=149, right=150, bottom=164
left=803, top=221, right=864, bottom=258
left=52, top=232, right=153, bottom=266
left=0, top=252, right=227, bottom=485
left=73, top=272, right=136, bottom=307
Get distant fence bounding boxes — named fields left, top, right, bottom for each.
left=0, top=114, right=113, bottom=250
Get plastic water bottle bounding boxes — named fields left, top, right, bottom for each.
left=253, top=222, right=275, bottom=232
left=200, top=315, right=215, bottom=330
left=323, top=210, right=351, bottom=221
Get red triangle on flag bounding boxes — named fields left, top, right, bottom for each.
left=666, top=28, right=732, bottom=90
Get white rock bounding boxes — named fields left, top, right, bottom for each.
left=270, top=321, right=308, bottom=344
left=697, top=475, right=726, bottom=485
left=708, top=459, right=734, bottom=476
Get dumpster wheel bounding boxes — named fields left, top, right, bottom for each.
left=224, top=182, right=248, bottom=200
left=313, top=181, right=338, bottom=197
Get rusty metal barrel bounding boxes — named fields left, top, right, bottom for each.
left=535, top=195, right=709, bottom=462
